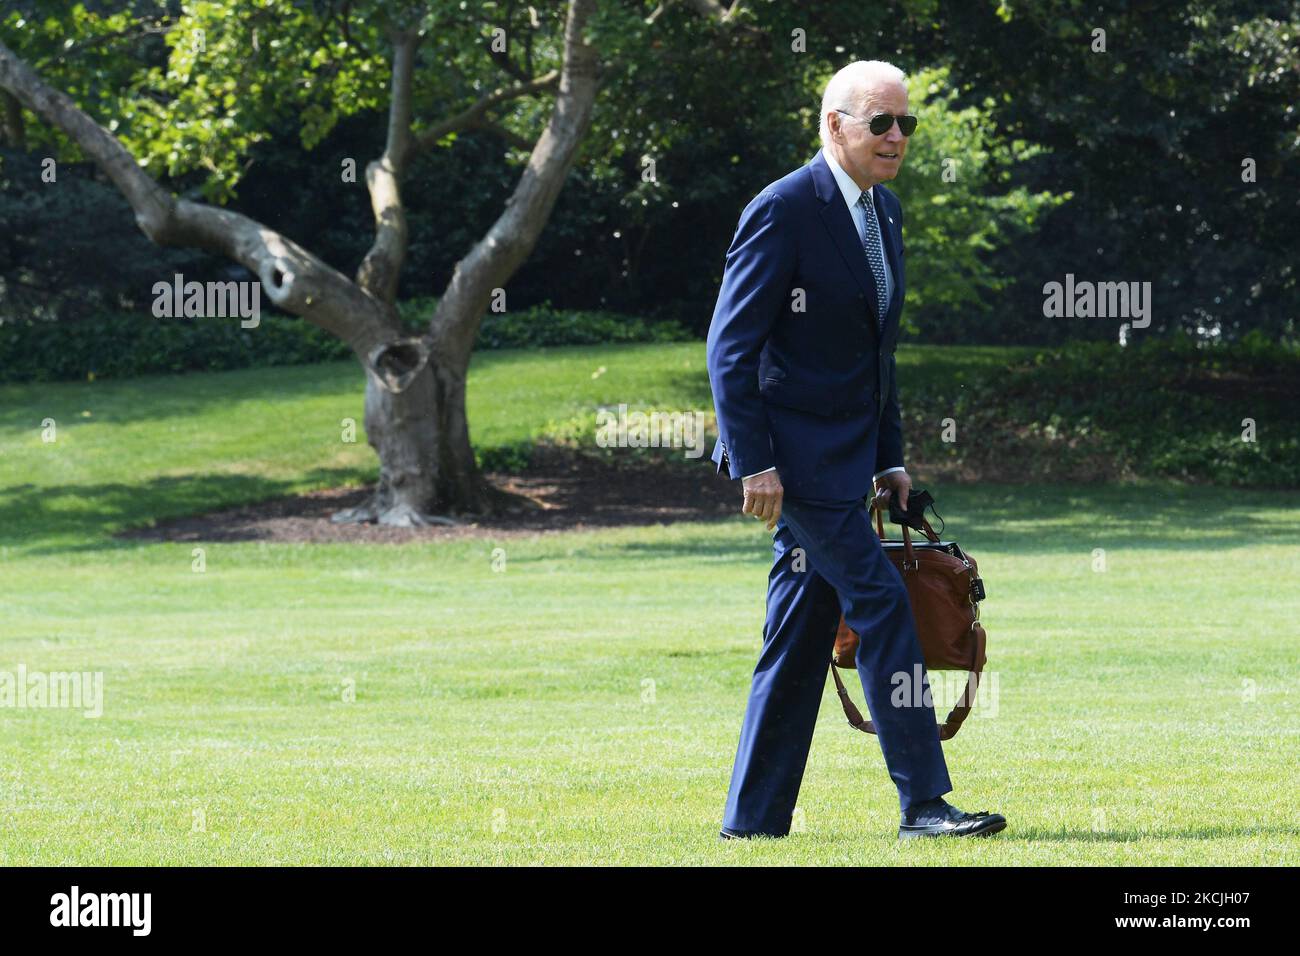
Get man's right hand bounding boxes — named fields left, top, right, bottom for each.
left=741, top=470, right=784, bottom=531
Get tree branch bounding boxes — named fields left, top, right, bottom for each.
left=467, top=116, right=534, bottom=151
left=425, top=0, right=599, bottom=356
left=33, top=21, right=172, bottom=70
left=1, top=88, right=23, bottom=148
left=411, top=69, right=559, bottom=154
left=0, top=37, right=396, bottom=357
left=357, top=29, right=419, bottom=304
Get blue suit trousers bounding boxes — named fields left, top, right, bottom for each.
left=721, top=494, right=954, bottom=836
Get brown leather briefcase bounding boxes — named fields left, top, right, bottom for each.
left=830, top=497, right=988, bottom=741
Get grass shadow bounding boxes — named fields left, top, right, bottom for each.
left=1, top=468, right=370, bottom=556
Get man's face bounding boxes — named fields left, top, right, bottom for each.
left=834, top=81, right=910, bottom=186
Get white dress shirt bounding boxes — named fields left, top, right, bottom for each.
left=741, top=148, right=905, bottom=483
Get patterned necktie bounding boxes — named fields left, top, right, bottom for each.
left=856, top=190, right=889, bottom=331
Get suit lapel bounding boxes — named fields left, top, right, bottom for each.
left=810, top=150, right=881, bottom=318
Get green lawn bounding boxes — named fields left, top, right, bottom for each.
left=1, top=344, right=1297, bottom=864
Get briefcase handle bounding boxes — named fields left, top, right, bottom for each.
left=869, top=496, right=940, bottom=569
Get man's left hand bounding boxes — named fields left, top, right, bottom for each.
left=873, top=470, right=911, bottom=513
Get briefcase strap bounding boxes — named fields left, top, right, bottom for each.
left=830, top=622, right=986, bottom=742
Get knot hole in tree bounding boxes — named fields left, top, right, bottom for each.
left=368, top=337, right=431, bottom=393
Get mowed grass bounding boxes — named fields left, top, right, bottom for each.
left=0, top=343, right=1297, bottom=865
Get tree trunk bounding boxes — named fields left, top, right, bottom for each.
left=344, top=0, right=601, bottom=525
left=332, top=363, right=440, bottom=526
left=333, top=325, right=492, bottom=526
left=429, top=341, right=487, bottom=512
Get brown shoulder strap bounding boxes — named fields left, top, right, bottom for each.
left=830, top=622, right=985, bottom=740
left=935, top=623, right=987, bottom=740
left=830, top=657, right=983, bottom=740
left=831, top=663, right=872, bottom=732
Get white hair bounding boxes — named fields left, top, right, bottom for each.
left=819, top=60, right=908, bottom=147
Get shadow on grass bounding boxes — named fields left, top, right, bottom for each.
left=1, top=468, right=370, bottom=556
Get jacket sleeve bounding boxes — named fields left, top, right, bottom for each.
left=874, top=350, right=904, bottom=472
left=705, top=191, right=796, bottom=479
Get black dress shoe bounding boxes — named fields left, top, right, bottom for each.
left=898, top=798, right=1006, bottom=839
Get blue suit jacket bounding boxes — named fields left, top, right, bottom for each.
left=706, top=148, right=906, bottom=500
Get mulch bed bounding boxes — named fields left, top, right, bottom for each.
left=115, top=447, right=740, bottom=544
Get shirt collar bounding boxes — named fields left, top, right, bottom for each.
left=822, top=147, right=871, bottom=210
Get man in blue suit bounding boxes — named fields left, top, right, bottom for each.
left=707, top=61, right=1005, bottom=840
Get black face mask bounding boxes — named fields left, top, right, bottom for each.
left=887, top=488, right=939, bottom=533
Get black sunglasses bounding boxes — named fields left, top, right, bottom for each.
left=836, top=109, right=917, bottom=137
